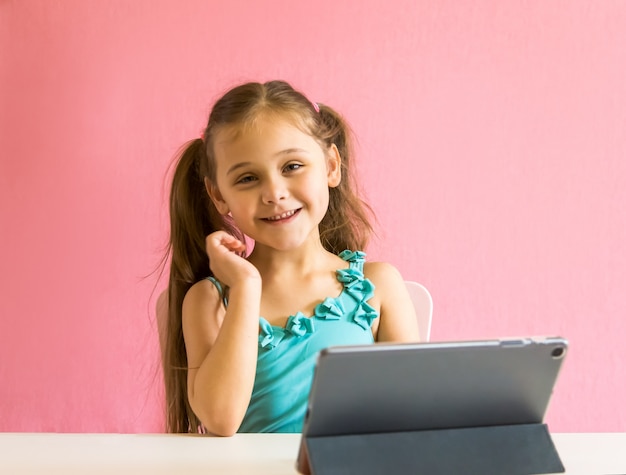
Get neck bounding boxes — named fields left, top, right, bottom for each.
left=248, top=239, right=333, bottom=278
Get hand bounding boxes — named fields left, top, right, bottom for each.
left=205, top=231, right=260, bottom=287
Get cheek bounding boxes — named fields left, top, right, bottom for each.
left=227, top=195, right=252, bottom=214
left=308, top=175, right=331, bottom=208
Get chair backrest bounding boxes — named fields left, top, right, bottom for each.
left=156, top=289, right=168, bottom=360
left=156, top=283, right=434, bottom=350
left=404, top=281, right=433, bottom=342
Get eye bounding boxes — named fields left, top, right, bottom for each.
left=235, top=175, right=257, bottom=185
left=284, top=163, right=303, bottom=173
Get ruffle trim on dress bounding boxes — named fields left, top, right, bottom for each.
left=258, top=250, right=378, bottom=350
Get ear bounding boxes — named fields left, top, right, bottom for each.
left=204, top=177, right=230, bottom=215
left=326, top=144, right=342, bottom=188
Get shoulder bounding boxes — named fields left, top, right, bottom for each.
left=183, top=278, right=222, bottom=308
left=363, top=261, right=405, bottom=289
left=182, top=278, right=226, bottom=341
left=362, top=260, right=406, bottom=314
left=363, top=260, right=420, bottom=342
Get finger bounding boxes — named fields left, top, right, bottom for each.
left=206, top=232, right=245, bottom=253
left=221, top=239, right=246, bottom=253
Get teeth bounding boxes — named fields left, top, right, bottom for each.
left=266, top=210, right=296, bottom=221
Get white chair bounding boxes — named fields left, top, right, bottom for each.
left=157, top=282, right=434, bottom=346
left=155, top=289, right=169, bottom=360
left=405, top=281, right=433, bottom=342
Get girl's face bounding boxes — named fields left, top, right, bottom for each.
left=207, top=114, right=341, bottom=252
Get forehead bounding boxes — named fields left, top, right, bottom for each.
left=212, top=113, right=321, bottom=160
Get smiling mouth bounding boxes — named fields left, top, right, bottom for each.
left=263, top=209, right=300, bottom=221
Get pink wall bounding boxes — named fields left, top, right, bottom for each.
left=1, top=0, right=624, bottom=432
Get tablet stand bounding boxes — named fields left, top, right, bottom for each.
left=305, top=423, right=564, bottom=475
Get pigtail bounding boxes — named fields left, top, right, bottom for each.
left=164, top=139, right=227, bottom=433
left=317, top=105, right=374, bottom=254
left=169, top=139, right=214, bottom=284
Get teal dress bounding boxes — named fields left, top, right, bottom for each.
left=208, top=250, right=377, bottom=433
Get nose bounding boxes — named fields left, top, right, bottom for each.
left=261, top=175, right=288, bottom=204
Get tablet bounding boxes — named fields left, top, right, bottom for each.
left=297, top=336, right=567, bottom=472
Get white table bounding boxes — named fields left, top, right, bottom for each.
left=0, top=432, right=624, bottom=474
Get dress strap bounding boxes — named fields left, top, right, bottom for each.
left=206, top=276, right=228, bottom=307
left=338, top=250, right=366, bottom=273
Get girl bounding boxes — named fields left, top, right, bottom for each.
left=162, top=80, right=419, bottom=436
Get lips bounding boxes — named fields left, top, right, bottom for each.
left=263, top=208, right=300, bottom=221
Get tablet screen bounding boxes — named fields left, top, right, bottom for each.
left=303, top=337, right=567, bottom=438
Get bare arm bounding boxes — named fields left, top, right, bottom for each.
left=365, top=262, right=421, bottom=342
left=182, top=232, right=262, bottom=436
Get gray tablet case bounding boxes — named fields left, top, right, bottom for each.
left=297, top=337, right=568, bottom=475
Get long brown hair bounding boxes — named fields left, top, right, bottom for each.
left=162, top=80, right=374, bottom=432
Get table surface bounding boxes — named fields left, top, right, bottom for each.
left=0, top=432, right=624, bottom=474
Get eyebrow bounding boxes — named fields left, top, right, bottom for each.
left=226, top=162, right=253, bottom=176
left=226, top=148, right=309, bottom=176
